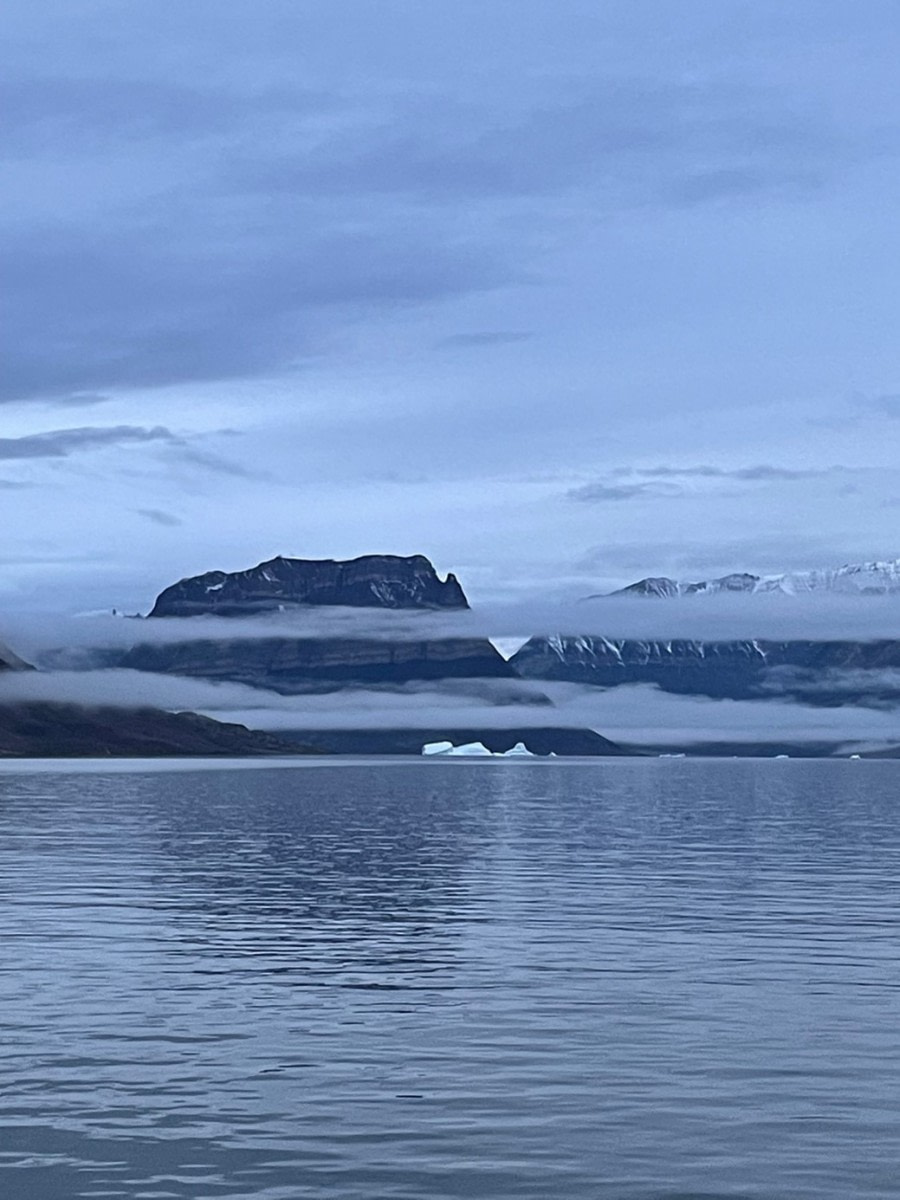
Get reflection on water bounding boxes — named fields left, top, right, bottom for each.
left=1, top=760, right=899, bottom=1199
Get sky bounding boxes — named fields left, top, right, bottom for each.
left=5, top=0, right=900, bottom=614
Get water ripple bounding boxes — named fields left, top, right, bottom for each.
left=1, top=760, right=899, bottom=1198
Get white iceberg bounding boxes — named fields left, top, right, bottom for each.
left=501, top=742, right=534, bottom=756
left=446, top=741, right=493, bottom=756
left=422, top=739, right=538, bottom=757
left=421, top=740, right=515, bottom=757
left=422, top=741, right=454, bottom=756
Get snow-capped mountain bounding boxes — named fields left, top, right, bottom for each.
left=605, top=558, right=900, bottom=598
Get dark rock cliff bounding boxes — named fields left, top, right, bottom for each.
left=122, top=636, right=514, bottom=690
left=149, top=554, right=468, bottom=617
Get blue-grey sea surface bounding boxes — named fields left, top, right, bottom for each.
left=1, top=758, right=899, bottom=1200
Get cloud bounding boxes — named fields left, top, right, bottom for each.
left=625, top=464, right=832, bottom=481
left=569, top=463, right=835, bottom=501
left=568, top=480, right=682, bottom=502
left=436, top=331, right=533, bottom=349
left=2, top=667, right=898, bottom=748
left=41, top=392, right=112, bottom=408
left=174, top=446, right=270, bottom=481
left=0, top=425, right=176, bottom=459
left=1, top=215, right=518, bottom=404
left=135, top=508, right=183, bottom=527
left=244, top=81, right=854, bottom=206
left=870, top=393, right=900, bottom=419
left=0, top=76, right=325, bottom=154
left=14, top=590, right=900, bottom=666
left=3, top=39, right=885, bottom=406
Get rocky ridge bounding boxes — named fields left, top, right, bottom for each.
left=605, top=556, right=900, bottom=598
left=150, top=554, right=468, bottom=617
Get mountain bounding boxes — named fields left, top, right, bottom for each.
left=610, top=573, right=758, bottom=597
left=604, top=557, right=900, bottom=597
left=149, top=554, right=468, bottom=617
left=0, top=641, right=33, bottom=671
left=120, top=553, right=513, bottom=689
left=0, top=702, right=317, bottom=757
left=509, top=636, right=900, bottom=703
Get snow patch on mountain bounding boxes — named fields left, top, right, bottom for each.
left=605, top=558, right=900, bottom=599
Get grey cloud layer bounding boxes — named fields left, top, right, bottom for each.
left=13, top=594, right=900, bottom=669
left=3, top=8, right=888, bottom=405
left=2, top=669, right=899, bottom=747
left=5, top=0, right=900, bottom=616
left=568, top=464, right=835, bottom=502
left=136, top=508, right=183, bottom=527
left=0, top=426, right=175, bottom=459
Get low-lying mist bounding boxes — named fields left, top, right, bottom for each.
left=9, top=592, right=900, bottom=668
left=2, top=669, right=899, bottom=748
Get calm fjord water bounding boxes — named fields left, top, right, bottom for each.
left=1, top=759, right=899, bottom=1200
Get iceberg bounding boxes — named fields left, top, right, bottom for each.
left=421, top=739, right=536, bottom=757
left=422, top=741, right=454, bottom=755
left=445, top=741, right=493, bottom=756
left=501, top=742, right=534, bottom=756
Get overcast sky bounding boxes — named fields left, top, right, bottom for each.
left=4, top=0, right=900, bottom=613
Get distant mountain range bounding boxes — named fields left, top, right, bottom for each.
left=515, top=554, right=900, bottom=703
left=510, top=636, right=900, bottom=703
left=5, top=550, right=900, bottom=756
left=605, top=557, right=900, bottom=597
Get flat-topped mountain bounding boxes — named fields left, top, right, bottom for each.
left=126, top=553, right=512, bottom=689
left=149, top=554, right=468, bottom=617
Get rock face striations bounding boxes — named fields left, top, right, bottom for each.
left=150, top=554, right=468, bottom=617
left=123, top=636, right=513, bottom=690
left=127, top=553, right=511, bottom=689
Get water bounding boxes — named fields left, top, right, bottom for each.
left=1, top=758, right=899, bottom=1200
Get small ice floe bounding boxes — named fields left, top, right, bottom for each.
left=775, top=754, right=790, bottom=759
left=849, top=754, right=861, bottom=760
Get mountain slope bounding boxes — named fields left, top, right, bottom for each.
left=604, top=557, right=900, bottom=597
left=0, top=702, right=316, bottom=757
left=510, top=636, right=900, bottom=702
